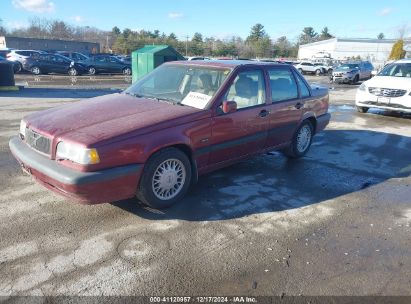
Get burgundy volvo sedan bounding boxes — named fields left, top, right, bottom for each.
left=10, top=60, right=330, bottom=208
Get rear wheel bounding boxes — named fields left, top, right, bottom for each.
left=356, top=106, right=369, bottom=113
left=137, top=148, right=192, bottom=209
left=122, top=67, right=131, bottom=75
left=31, top=66, right=41, bottom=75
left=68, top=67, right=78, bottom=76
left=283, top=120, right=314, bottom=158
left=14, top=62, right=22, bottom=73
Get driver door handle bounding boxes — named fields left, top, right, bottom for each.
left=259, top=109, right=270, bottom=118
left=294, top=102, right=303, bottom=109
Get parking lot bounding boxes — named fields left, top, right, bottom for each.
left=0, top=75, right=410, bottom=296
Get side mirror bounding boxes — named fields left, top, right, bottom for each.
left=222, top=101, right=237, bottom=114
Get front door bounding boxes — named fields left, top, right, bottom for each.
left=208, top=69, right=270, bottom=165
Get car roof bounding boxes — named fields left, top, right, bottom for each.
left=393, top=59, right=411, bottom=64
left=169, top=59, right=289, bottom=69
left=11, top=49, right=44, bottom=52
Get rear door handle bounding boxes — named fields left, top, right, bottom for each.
left=294, top=102, right=303, bottom=109
left=259, top=109, right=270, bottom=118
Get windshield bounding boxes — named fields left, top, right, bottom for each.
left=124, top=64, right=232, bottom=109
left=378, top=63, right=411, bottom=77
left=339, top=64, right=359, bottom=70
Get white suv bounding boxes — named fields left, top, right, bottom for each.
left=295, top=61, right=323, bottom=76
left=6, top=50, right=46, bottom=71
left=355, top=59, right=411, bottom=113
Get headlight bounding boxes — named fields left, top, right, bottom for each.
left=56, top=141, right=100, bottom=165
left=359, top=83, right=367, bottom=91
left=19, top=120, right=27, bottom=137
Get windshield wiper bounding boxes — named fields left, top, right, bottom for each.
left=124, top=91, right=183, bottom=105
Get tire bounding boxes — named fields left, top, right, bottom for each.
left=351, top=75, right=359, bottom=84
left=298, top=68, right=303, bottom=74
left=327, top=68, right=333, bottom=75
left=31, top=66, right=41, bottom=75
left=14, top=62, right=22, bottom=73
left=68, top=67, right=78, bottom=76
left=283, top=120, right=314, bottom=159
left=356, top=106, right=369, bottom=113
left=122, top=67, right=131, bottom=75
left=315, top=69, right=321, bottom=76
left=137, top=148, right=192, bottom=209
left=88, top=66, right=96, bottom=75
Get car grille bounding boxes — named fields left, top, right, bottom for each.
left=25, top=128, right=51, bottom=155
left=368, top=87, right=407, bottom=97
left=334, top=72, right=343, bottom=77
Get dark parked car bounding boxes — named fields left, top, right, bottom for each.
left=0, top=55, right=20, bottom=73
left=10, top=60, right=330, bottom=208
left=56, top=51, right=89, bottom=62
left=23, top=53, right=89, bottom=76
left=84, top=55, right=132, bottom=75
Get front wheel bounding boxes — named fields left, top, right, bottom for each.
left=123, top=67, right=132, bottom=75
left=137, top=148, right=192, bottom=209
left=351, top=75, right=359, bottom=84
left=88, top=66, right=96, bottom=75
left=315, top=69, right=321, bottom=76
left=31, top=66, right=41, bottom=75
left=283, top=121, right=314, bottom=158
left=298, top=68, right=303, bottom=74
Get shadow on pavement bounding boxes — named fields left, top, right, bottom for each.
left=113, top=129, right=411, bottom=221
left=0, top=87, right=122, bottom=99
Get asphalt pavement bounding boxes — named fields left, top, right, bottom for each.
left=0, top=75, right=410, bottom=296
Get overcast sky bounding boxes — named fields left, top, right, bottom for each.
left=2, top=0, right=411, bottom=41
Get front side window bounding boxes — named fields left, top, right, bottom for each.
left=225, top=70, right=266, bottom=109
left=378, top=63, right=411, bottom=77
left=268, top=69, right=298, bottom=102
left=124, top=64, right=231, bottom=109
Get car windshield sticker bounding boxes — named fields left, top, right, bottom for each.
left=181, top=92, right=212, bottom=109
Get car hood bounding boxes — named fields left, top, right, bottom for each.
left=25, top=93, right=205, bottom=146
left=364, top=76, right=411, bottom=89
left=335, top=67, right=357, bottom=72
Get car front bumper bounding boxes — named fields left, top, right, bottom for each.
left=332, top=73, right=355, bottom=83
left=9, top=136, right=143, bottom=204
left=356, top=90, right=411, bottom=113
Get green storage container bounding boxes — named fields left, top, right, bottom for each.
left=132, top=45, right=185, bottom=83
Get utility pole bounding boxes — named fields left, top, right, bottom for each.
left=184, top=35, right=189, bottom=56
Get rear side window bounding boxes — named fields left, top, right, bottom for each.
left=16, top=51, right=30, bottom=56
left=295, top=73, right=311, bottom=98
left=268, top=68, right=298, bottom=102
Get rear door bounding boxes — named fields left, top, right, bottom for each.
left=208, top=68, right=270, bottom=164
left=264, top=66, right=304, bottom=148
